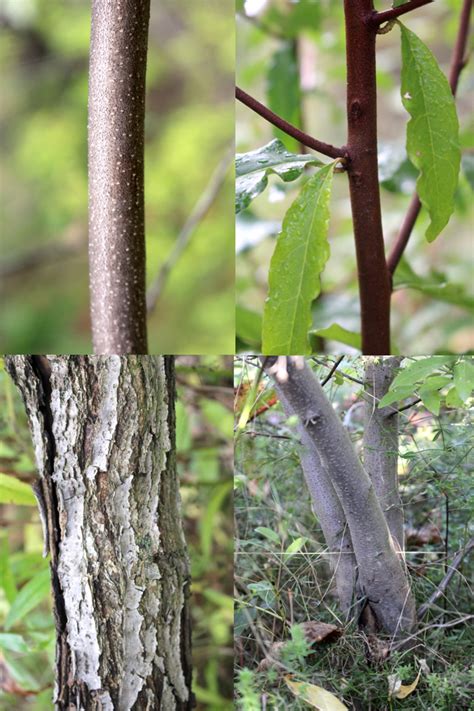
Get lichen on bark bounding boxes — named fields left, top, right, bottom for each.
left=5, top=355, right=192, bottom=710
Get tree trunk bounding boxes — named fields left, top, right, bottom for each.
left=88, top=1, right=150, bottom=355
left=363, top=356, right=404, bottom=550
left=5, top=356, right=192, bottom=711
left=277, top=389, right=357, bottom=616
left=265, top=357, right=416, bottom=637
left=344, top=0, right=392, bottom=354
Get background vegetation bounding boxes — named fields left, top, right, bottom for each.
left=236, top=0, right=473, bottom=354
left=0, top=0, right=234, bottom=354
left=235, top=356, right=473, bottom=710
left=0, top=355, right=233, bottom=710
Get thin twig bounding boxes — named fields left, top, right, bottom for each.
left=387, top=0, right=472, bottom=276
left=236, top=86, right=346, bottom=160
left=321, top=356, right=345, bottom=387
left=146, top=144, right=233, bottom=313
left=370, top=0, right=434, bottom=27
left=417, top=538, right=474, bottom=620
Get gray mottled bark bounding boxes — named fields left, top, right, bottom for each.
left=88, top=0, right=150, bottom=354
left=363, top=357, right=404, bottom=550
left=265, top=358, right=416, bottom=637
left=277, top=389, right=357, bottom=617
left=5, top=356, right=192, bottom=711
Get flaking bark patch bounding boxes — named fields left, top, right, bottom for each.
left=5, top=356, right=192, bottom=711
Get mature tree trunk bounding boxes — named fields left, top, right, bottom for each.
left=363, top=357, right=404, bottom=550
left=265, top=357, right=416, bottom=637
left=88, top=1, right=150, bottom=355
left=5, top=356, right=192, bottom=710
left=277, top=388, right=357, bottom=616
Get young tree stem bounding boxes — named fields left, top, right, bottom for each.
left=88, top=0, right=150, bottom=354
left=344, top=0, right=391, bottom=354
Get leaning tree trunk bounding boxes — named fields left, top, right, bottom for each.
left=5, top=356, right=192, bottom=711
left=265, top=357, right=416, bottom=637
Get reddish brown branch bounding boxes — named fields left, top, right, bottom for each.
left=344, top=0, right=391, bottom=354
left=236, top=86, right=346, bottom=160
left=370, top=0, right=434, bottom=26
left=387, top=0, right=472, bottom=276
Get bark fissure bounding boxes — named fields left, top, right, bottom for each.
left=6, top=356, right=192, bottom=710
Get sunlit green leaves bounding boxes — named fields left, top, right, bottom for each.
left=236, top=139, right=323, bottom=213
left=399, top=22, right=460, bottom=242
left=262, top=162, right=335, bottom=354
left=378, top=357, right=474, bottom=412
left=267, top=44, right=301, bottom=152
left=0, top=473, right=36, bottom=506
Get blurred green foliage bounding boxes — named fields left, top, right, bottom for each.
left=234, top=356, right=474, bottom=710
left=0, top=356, right=233, bottom=710
left=0, top=0, right=234, bottom=353
left=236, top=0, right=474, bottom=354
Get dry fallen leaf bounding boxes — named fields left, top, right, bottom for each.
left=388, top=669, right=421, bottom=699
left=301, top=621, right=343, bottom=644
left=285, top=676, right=348, bottom=710
left=395, top=669, right=421, bottom=699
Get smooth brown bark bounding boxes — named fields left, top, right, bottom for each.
left=88, top=1, right=150, bottom=355
left=6, top=356, right=192, bottom=710
left=344, top=0, right=391, bottom=355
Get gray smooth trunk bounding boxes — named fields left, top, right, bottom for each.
left=363, top=357, right=404, bottom=550
left=266, top=358, right=416, bottom=637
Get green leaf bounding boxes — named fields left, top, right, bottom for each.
left=267, top=44, right=301, bottom=152
left=5, top=568, right=51, bottom=630
left=0, top=633, right=29, bottom=653
left=285, top=537, right=308, bottom=555
left=2, top=651, right=41, bottom=691
left=399, top=22, right=460, bottom=242
left=453, top=359, right=474, bottom=400
left=393, top=258, right=474, bottom=312
left=255, top=527, right=280, bottom=544
left=310, top=323, right=361, bottom=351
left=235, top=139, right=323, bottom=213
left=0, top=473, right=36, bottom=506
left=419, top=386, right=441, bottom=415
left=378, top=387, right=414, bottom=409
left=420, top=375, right=451, bottom=391
left=262, top=162, right=335, bottom=354
left=0, top=535, right=17, bottom=603
left=236, top=305, right=262, bottom=349
left=445, top=385, right=464, bottom=409
left=391, top=357, right=454, bottom=390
